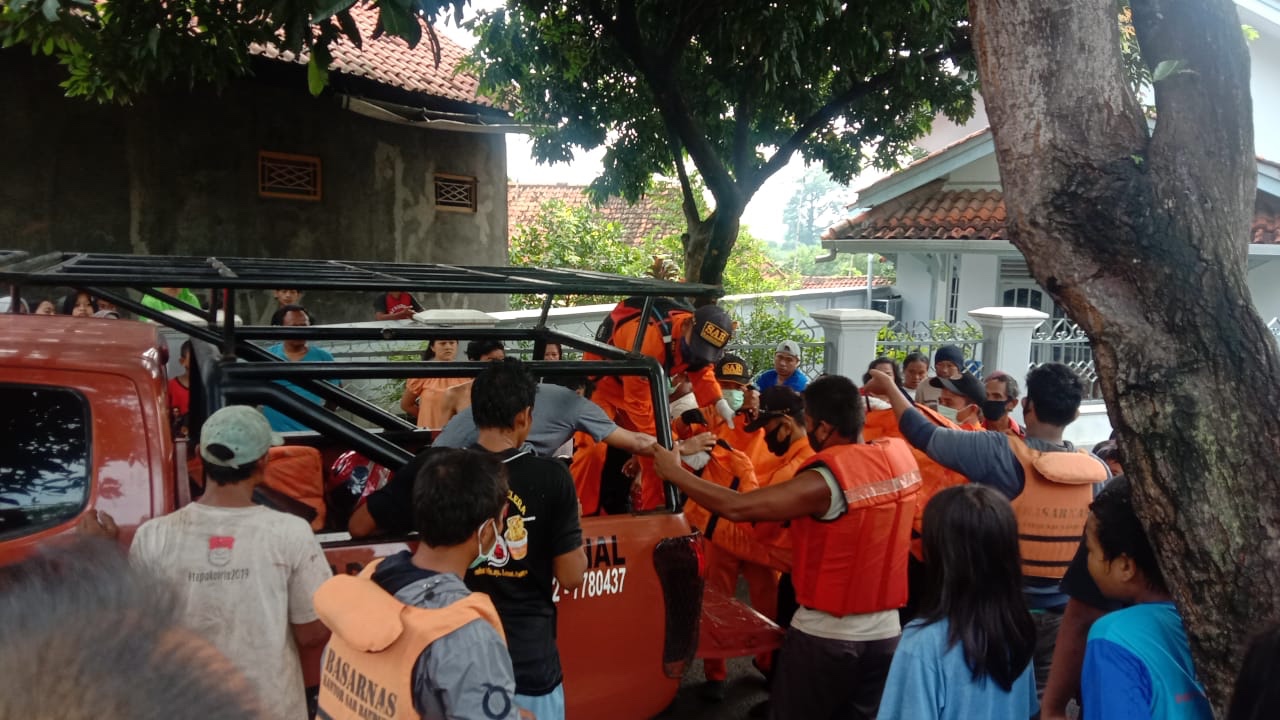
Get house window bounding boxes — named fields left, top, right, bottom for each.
left=946, top=254, right=962, bottom=323
left=258, top=152, right=322, bottom=201
left=1002, top=287, right=1045, bottom=309
left=435, top=174, right=477, bottom=213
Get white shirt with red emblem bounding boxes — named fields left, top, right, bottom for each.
left=130, top=503, right=331, bottom=719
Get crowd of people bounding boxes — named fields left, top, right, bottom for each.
left=4, top=291, right=1277, bottom=720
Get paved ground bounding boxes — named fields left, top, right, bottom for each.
left=657, top=655, right=771, bottom=719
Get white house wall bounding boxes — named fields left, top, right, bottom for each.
left=1250, top=31, right=1280, bottom=160
left=1249, top=259, right=1280, bottom=321
left=894, top=253, right=937, bottom=324
left=956, top=254, right=999, bottom=321
left=943, top=154, right=1001, bottom=188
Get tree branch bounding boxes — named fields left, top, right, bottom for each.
left=732, top=98, right=753, bottom=188
left=748, top=39, right=973, bottom=198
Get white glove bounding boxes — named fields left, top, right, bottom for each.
left=682, top=451, right=712, bottom=471
left=715, top=398, right=736, bottom=429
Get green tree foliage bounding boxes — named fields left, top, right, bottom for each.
left=508, top=188, right=796, bottom=309
left=780, top=166, right=847, bottom=249
left=0, top=0, right=462, bottom=102
left=468, top=1, right=975, bottom=288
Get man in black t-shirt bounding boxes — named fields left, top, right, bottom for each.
left=463, top=358, right=585, bottom=720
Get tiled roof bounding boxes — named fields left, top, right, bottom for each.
left=825, top=181, right=1006, bottom=241
left=800, top=275, right=891, bottom=290
left=251, top=6, right=490, bottom=107
left=826, top=183, right=1280, bottom=245
left=507, top=183, right=682, bottom=247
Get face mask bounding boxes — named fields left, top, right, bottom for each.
left=469, top=518, right=499, bottom=570
left=764, top=424, right=791, bottom=456
left=981, top=400, right=1009, bottom=421
left=807, top=425, right=828, bottom=453
left=722, top=389, right=745, bottom=412
left=937, top=405, right=959, bottom=423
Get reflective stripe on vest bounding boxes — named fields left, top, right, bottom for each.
left=1007, top=437, right=1108, bottom=580
left=314, top=561, right=505, bottom=720
left=790, top=439, right=921, bottom=616
left=862, top=407, right=969, bottom=561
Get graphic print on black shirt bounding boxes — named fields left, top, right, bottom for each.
left=465, top=448, right=583, bottom=696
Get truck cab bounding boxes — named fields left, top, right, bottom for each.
left=0, top=252, right=782, bottom=718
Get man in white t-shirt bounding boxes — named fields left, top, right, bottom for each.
left=129, top=405, right=332, bottom=719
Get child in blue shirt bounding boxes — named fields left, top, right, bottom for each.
left=1081, top=477, right=1211, bottom=720
left=878, top=485, right=1039, bottom=719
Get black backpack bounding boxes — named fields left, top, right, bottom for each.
left=594, top=296, right=694, bottom=368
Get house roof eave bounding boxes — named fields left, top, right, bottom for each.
left=852, top=130, right=995, bottom=210
left=821, top=238, right=1018, bottom=256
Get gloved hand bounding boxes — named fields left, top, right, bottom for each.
left=715, top=397, right=736, bottom=429
left=680, top=408, right=709, bottom=427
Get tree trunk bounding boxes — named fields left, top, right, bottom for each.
left=683, top=205, right=742, bottom=291
left=970, top=0, right=1279, bottom=711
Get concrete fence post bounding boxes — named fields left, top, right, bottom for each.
left=967, top=306, right=1049, bottom=424
left=811, top=308, right=894, bottom=381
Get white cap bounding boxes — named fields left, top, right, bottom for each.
left=200, top=406, right=282, bottom=467
left=775, top=340, right=802, bottom=358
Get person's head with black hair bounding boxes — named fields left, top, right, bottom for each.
left=1228, top=624, right=1280, bottom=720
left=199, top=406, right=280, bottom=487
left=471, top=357, right=537, bottom=435
left=412, top=448, right=509, bottom=549
left=465, top=339, right=506, bottom=361
left=919, top=484, right=1036, bottom=692
left=864, top=356, right=903, bottom=388
left=0, top=540, right=264, bottom=719
left=543, top=374, right=592, bottom=397
left=1024, top=362, right=1084, bottom=429
left=61, top=291, right=98, bottom=318
left=421, top=338, right=459, bottom=362
left=802, top=374, right=865, bottom=451
left=542, top=342, right=563, bottom=361
left=1086, top=476, right=1168, bottom=602
left=902, top=351, right=930, bottom=390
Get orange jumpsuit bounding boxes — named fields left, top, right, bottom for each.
left=587, top=311, right=722, bottom=510
left=678, top=440, right=779, bottom=682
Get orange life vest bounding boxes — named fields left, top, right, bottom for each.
left=1008, top=437, right=1108, bottom=580
left=570, top=432, right=608, bottom=516
left=748, top=439, right=818, bottom=573
left=861, top=406, right=970, bottom=560
left=681, top=441, right=789, bottom=570
left=791, top=439, right=921, bottom=616
left=313, top=561, right=506, bottom=720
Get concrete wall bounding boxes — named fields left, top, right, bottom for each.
left=1250, top=18, right=1280, bottom=160
left=0, top=54, right=509, bottom=323
left=1249, top=258, right=1280, bottom=321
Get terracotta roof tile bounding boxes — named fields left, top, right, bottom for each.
left=507, top=183, right=682, bottom=247
left=826, top=183, right=1280, bottom=245
left=800, top=275, right=891, bottom=290
left=252, top=6, right=489, bottom=107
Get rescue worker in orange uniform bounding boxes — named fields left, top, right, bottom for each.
left=313, top=448, right=526, bottom=720
left=864, top=363, right=1109, bottom=697
left=653, top=374, right=921, bottom=720
left=671, top=359, right=780, bottom=701
left=859, top=379, right=971, bottom=623
left=587, top=301, right=735, bottom=511
left=673, top=354, right=772, bottom=471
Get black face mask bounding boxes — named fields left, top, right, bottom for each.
left=981, top=399, right=1009, bottom=422
left=764, top=424, right=791, bottom=456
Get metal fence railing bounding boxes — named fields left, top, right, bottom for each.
left=1029, top=318, right=1102, bottom=400
left=876, top=321, right=985, bottom=376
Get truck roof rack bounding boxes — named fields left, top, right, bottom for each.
left=1, top=250, right=711, bottom=510
left=0, top=251, right=720, bottom=299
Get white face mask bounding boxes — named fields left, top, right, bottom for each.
left=937, top=405, right=959, bottom=423
left=469, top=518, right=499, bottom=569
left=722, top=388, right=745, bottom=412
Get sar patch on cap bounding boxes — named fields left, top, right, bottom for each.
left=715, top=353, right=752, bottom=384
left=699, top=321, right=730, bottom=348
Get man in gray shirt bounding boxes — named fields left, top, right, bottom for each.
left=434, top=382, right=656, bottom=457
